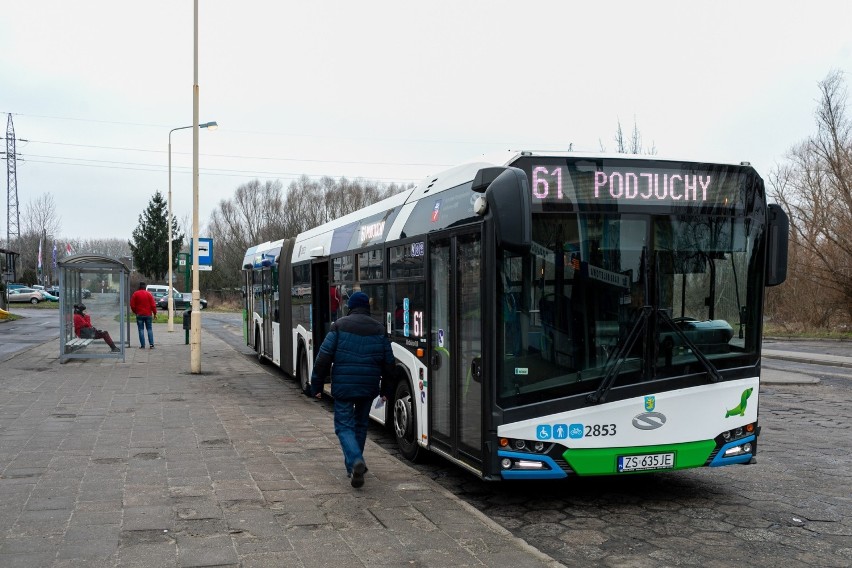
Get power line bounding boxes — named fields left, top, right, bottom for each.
left=19, top=157, right=422, bottom=183
left=1, top=112, right=173, bottom=129
left=25, top=139, right=452, bottom=167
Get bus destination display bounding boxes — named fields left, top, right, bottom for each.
left=528, top=163, right=747, bottom=209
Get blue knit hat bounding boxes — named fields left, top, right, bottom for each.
left=347, top=291, right=370, bottom=310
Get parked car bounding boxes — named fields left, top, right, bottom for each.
left=39, top=290, right=59, bottom=302
left=146, top=284, right=178, bottom=300
left=156, top=291, right=207, bottom=311
left=7, top=287, right=44, bottom=304
left=82, top=289, right=92, bottom=298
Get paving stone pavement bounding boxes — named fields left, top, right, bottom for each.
left=0, top=329, right=562, bottom=567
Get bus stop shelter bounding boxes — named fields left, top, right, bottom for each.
left=58, top=254, right=130, bottom=362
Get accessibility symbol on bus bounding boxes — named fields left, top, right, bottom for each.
left=536, top=425, right=552, bottom=440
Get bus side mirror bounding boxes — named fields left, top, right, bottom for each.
left=473, top=166, right=531, bottom=253
left=765, top=203, right=789, bottom=287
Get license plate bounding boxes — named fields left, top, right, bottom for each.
left=617, top=452, right=675, bottom=472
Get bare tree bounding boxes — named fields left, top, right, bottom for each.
left=769, top=70, right=852, bottom=329
left=17, top=194, right=62, bottom=284
left=205, top=176, right=409, bottom=291
left=600, top=117, right=657, bottom=154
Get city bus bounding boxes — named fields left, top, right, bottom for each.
left=242, top=151, right=788, bottom=480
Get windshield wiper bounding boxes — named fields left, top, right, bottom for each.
left=656, top=309, right=723, bottom=383
left=587, top=305, right=653, bottom=404
left=588, top=246, right=653, bottom=405
left=586, top=242, right=725, bottom=405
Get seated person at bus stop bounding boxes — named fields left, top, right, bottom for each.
left=73, top=304, right=120, bottom=352
left=310, top=291, right=395, bottom=488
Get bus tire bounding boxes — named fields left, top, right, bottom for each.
left=393, top=378, right=421, bottom=462
left=255, top=326, right=264, bottom=364
left=298, top=348, right=311, bottom=396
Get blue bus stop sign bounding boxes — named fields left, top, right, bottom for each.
left=191, top=238, right=213, bottom=271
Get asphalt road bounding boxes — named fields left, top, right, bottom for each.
left=0, top=307, right=59, bottom=362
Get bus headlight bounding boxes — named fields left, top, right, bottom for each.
left=718, top=423, right=756, bottom=444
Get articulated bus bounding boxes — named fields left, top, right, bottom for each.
left=242, top=151, right=788, bottom=480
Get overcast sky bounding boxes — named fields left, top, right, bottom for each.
left=2, top=1, right=851, bottom=242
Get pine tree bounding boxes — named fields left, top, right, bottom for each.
left=129, top=191, right=185, bottom=282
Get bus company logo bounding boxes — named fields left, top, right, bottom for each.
left=644, top=396, right=656, bottom=411
left=431, top=200, right=442, bottom=223
left=360, top=220, right=385, bottom=245
left=632, top=412, right=667, bottom=430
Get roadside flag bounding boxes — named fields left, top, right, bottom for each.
left=38, top=239, right=43, bottom=270
left=52, top=242, right=57, bottom=268
left=66, top=243, right=74, bottom=255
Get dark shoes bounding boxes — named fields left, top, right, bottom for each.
left=149, top=345, right=155, bottom=350
left=351, top=460, right=366, bottom=488
left=111, top=347, right=121, bottom=353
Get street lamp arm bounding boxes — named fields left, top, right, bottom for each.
left=169, top=121, right=217, bottom=143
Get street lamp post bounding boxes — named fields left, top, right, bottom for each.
left=191, top=0, right=202, bottom=374
left=168, top=120, right=217, bottom=332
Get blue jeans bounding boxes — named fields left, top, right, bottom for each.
left=136, top=315, right=154, bottom=347
left=333, top=398, right=372, bottom=474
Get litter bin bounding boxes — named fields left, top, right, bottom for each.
left=183, top=309, right=191, bottom=345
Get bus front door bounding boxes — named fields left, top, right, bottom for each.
left=261, top=267, right=275, bottom=359
left=429, top=231, right=484, bottom=469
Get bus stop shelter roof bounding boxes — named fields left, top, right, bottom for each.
left=58, top=254, right=130, bottom=272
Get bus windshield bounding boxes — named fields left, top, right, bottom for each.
left=497, top=211, right=763, bottom=408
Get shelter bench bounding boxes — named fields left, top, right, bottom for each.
left=65, top=338, right=94, bottom=351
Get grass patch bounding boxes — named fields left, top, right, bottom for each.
left=123, top=313, right=185, bottom=325
left=6, top=301, right=59, bottom=310
left=764, top=324, right=852, bottom=340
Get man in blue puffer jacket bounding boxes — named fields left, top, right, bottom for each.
left=311, top=291, right=395, bottom=488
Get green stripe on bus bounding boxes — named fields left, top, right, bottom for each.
left=563, top=440, right=717, bottom=475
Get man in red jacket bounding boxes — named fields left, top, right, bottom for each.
left=130, top=281, right=157, bottom=349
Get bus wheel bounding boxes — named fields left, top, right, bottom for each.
left=299, top=350, right=311, bottom=395
left=393, top=379, right=421, bottom=462
left=255, top=327, right=264, bottom=364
